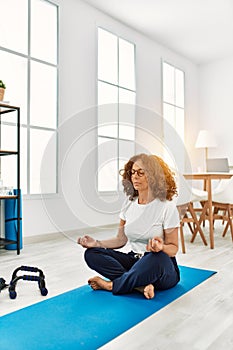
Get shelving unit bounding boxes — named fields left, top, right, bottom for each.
left=0, top=103, right=21, bottom=255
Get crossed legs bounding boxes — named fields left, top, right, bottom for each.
left=84, top=248, right=179, bottom=299
left=88, top=276, right=155, bottom=299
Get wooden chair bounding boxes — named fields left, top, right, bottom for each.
left=176, top=175, right=208, bottom=253
left=212, top=203, right=233, bottom=240
left=177, top=202, right=207, bottom=253
left=212, top=177, right=233, bottom=241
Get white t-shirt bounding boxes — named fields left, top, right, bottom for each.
left=119, top=196, right=180, bottom=253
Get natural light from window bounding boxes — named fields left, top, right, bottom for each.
left=0, top=0, right=58, bottom=195
left=97, top=28, right=136, bottom=192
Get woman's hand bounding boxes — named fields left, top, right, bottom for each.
left=146, top=236, right=164, bottom=253
left=77, top=235, right=97, bottom=248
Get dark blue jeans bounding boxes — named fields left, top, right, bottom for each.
left=84, top=248, right=180, bottom=295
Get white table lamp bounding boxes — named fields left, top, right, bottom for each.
left=195, top=130, right=217, bottom=171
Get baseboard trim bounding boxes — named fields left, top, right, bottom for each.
left=24, top=223, right=119, bottom=244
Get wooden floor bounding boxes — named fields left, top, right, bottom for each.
left=1, top=222, right=233, bottom=349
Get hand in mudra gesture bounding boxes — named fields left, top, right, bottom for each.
left=146, top=236, right=164, bottom=253
left=77, top=235, right=97, bottom=248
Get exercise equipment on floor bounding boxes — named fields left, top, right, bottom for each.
left=0, top=277, right=8, bottom=293
left=0, top=266, right=48, bottom=299
left=9, top=266, right=48, bottom=299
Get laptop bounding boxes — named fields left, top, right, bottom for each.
left=206, top=158, right=229, bottom=172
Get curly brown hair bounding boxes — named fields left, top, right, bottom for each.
left=120, top=153, right=177, bottom=201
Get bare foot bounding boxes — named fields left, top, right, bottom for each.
left=143, top=284, right=155, bottom=299
left=135, top=284, right=155, bottom=299
left=88, top=276, right=113, bottom=291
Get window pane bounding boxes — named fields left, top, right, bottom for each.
left=98, top=28, right=118, bottom=84
left=163, top=102, right=175, bottom=128
left=0, top=124, right=17, bottom=151
left=0, top=125, right=27, bottom=193
left=98, top=137, right=118, bottom=192
left=31, top=0, right=57, bottom=64
left=119, top=139, right=135, bottom=188
left=176, top=107, right=185, bottom=142
left=30, top=129, right=56, bottom=194
left=98, top=81, right=118, bottom=105
left=119, top=88, right=136, bottom=105
left=119, top=89, right=135, bottom=140
left=0, top=124, right=17, bottom=188
left=0, top=155, right=17, bottom=189
left=119, top=38, right=135, bottom=90
left=30, top=61, right=57, bottom=128
left=98, top=81, right=118, bottom=138
left=0, top=0, right=28, bottom=54
left=0, top=51, right=28, bottom=123
left=163, top=62, right=175, bottom=104
left=176, top=69, right=184, bottom=108
left=119, top=140, right=135, bottom=165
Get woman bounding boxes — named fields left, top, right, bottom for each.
left=77, top=153, right=180, bottom=299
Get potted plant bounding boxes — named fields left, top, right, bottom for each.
left=0, top=80, right=6, bottom=101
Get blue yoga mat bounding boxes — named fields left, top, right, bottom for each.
left=0, top=266, right=216, bottom=350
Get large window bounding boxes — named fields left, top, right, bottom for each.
left=0, top=0, right=58, bottom=195
left=162, top=61, right=185, bottom=169
left=162, top=61, right=185, bottom=142
left=97, top=28, right=136, bottom=192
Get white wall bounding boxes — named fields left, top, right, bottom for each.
left=198, top=56, right=233, bottom=169
left=23, top=0, right=200, bottom=237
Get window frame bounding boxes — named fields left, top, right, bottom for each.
left=97, top=27, right=136, bottom=194
left=162, top=60, right=185, bottom=140
left=0, top=0, right=59, bottom=198
left=161, top=59, right=185, bottom=169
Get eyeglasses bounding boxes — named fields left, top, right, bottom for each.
left=119, top=168, right=145, bottom=177
left=129, top=169, right=145, bottom=177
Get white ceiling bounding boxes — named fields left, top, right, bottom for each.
left=83, top=0, right=233, bottom=64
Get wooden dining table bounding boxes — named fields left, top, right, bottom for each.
left=183, top=172, right=233, bottom=249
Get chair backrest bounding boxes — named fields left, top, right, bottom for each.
left=206, top=158, right=229, bottom=172
left=212, top=176, right=233, bottom=203
left=175, top=174, right=192, bottom=206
